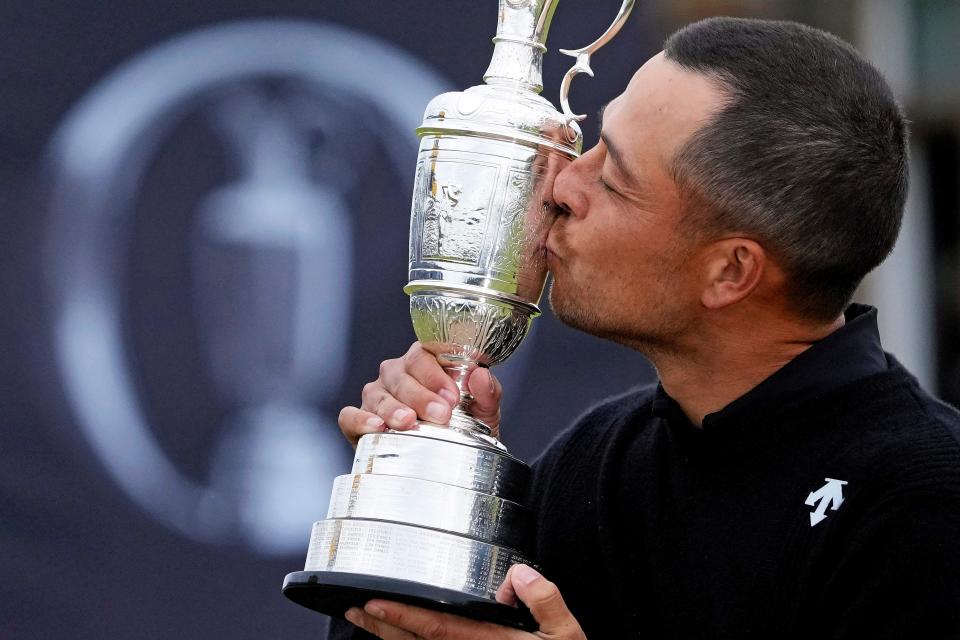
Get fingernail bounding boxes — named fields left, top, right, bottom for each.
left=473, top=368, right=495, bottom=396
left=426, top=401, right=448, bottom=422
left=392, top=408, right=414, bottom=425
left=345, top=608, right=361, bottom=624
left=438, top=388, right=459, bottom=406
left=364, top=601, right=386, bottom=619
left=365, top=416, right=384, bottom=429
left=513, top=564, right=540, bottom=586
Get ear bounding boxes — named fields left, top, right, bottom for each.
left=700, top=238, right=766, bottom=310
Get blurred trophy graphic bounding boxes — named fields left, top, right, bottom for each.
left=284, top=0, right=634, bottom=629
left=195, top=90, right=360, bottom=553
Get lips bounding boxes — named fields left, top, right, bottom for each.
left=545, top=227, right=562, bottom=261
left=545, top=212, right=571, bottom=271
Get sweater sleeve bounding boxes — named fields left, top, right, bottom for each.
left=819, top=490, right=960, bottom=639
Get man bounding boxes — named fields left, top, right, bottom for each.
left=333, top=17, right=960, bottom=639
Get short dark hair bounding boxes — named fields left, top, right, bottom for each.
left=665, top=17, right=908, bottom=321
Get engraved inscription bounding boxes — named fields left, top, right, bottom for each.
left=491, top=170, right=534, bottom=277
left=489, top=166, right=550, bottom=299
left=325, top=474, right=526, bottom=545
left=413, top=159, right=499, bottom=266
left=409, top=293, right=532, bottom=367
left=423, top=182, right=484, bottom=263
left=352, top=434, right=529, bottom=501
left=409, top=163, right=428, bottom=264
left=305, top=519, right=531, bottom=599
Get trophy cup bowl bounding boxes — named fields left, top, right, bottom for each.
left=283, top=0, right=634, bottom=630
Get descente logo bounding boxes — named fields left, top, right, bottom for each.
left=805, top=478, right=847, bottom=527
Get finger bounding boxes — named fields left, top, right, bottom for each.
left=384, top=370, right=454, bottom=425
left=363, top=600, right=526, bottom=640
left=338, top=406, right=386, bottom=448
left=495, top=571, right=519, bottom=606
left=466, top=368, right=502, bottom=435
left=361, top=381, right=418, bottom=430
left=376, top=349, right=457, bottom=424
left=401, top=343, right=460, bottom=406
left=509, top=565, right=584, bottom=638
left=345, top=607, right=418, bottom=640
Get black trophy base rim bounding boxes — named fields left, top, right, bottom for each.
left=282, top=570, right=538, bottom=632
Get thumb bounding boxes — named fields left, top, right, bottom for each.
left=466, top=367, right=502, bottom=436
left=508, top=565, right=585, bottom=639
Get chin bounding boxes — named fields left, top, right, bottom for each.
left=548, top=281, right=681, bottom=354
left=548, top=281, right=604, bottom=335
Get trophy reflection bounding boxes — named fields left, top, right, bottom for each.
left=284, top=0, right=634, bottom=630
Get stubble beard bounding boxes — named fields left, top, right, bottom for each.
left=548, top=277, right=692, bottom=359
left=548, top=279, right=603, bottom=335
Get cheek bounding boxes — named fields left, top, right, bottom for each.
left=577, top=214, right=625, bottom=252
left=606, top=240, right=686, bottom=299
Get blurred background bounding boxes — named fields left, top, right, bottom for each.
left=0, top=0, right=956, bottom=638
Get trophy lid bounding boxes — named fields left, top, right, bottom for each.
left=415, top=0, right=635, bottom=158
left=416, top=0, right=582, bottom=158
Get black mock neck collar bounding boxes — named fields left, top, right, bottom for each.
left=652, top=304, right=888, bottom=432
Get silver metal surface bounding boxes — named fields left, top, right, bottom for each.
left=295, top=0, right=635, bottom=608
left=353, top=430, right=531, bottom=503
left=327, top=474, right=529, bottom=547
left=483, top=0, right=557, bottom=92
left=558, top=0, right=636, bottom=122
left=304, top=519, right=532, bottom=601
left=409, top=0, right=585, bottom=436
left=408, top=286, right=536, bottom=369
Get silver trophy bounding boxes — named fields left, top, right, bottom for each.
left=284, top=0, right=634, bottom=629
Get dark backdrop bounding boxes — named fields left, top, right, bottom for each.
left=0, top=2, right=658, bottom=638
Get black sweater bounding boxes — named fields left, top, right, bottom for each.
left=530, top=307, right=960, bottom=638
left=331, top=306, right=960, bottom=638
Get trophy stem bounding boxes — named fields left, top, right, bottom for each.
left=442, top=361, right=493, bottom=437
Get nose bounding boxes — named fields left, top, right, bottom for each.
left=551, top=143, right=601, bottom=219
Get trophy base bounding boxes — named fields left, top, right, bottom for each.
left=282, top=571, right=538, bottom=631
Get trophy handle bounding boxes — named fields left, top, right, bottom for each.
left=557, top=0, right=636, bottom=123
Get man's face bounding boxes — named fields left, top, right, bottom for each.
left=546, top=52, right=726, bottom=351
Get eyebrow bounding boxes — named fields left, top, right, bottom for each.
left=597, top=103, right=629, bottom=174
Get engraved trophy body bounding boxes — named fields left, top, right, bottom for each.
left=284, top=0, right=634, bottom=630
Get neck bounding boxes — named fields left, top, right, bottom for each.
left=650, top=307, right=845, bottom=426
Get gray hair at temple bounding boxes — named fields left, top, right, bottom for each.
left=665, top=17, right=909, bottom=321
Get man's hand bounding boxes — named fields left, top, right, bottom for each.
left=338, top=342, right=503, bottom=447
left=344, top=564, right=586, bottom=640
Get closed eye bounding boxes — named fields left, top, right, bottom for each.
left=599, top=176, right=617, bottom=194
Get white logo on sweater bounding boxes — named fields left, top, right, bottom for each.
left=805, top=478, right=847, bottom=527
